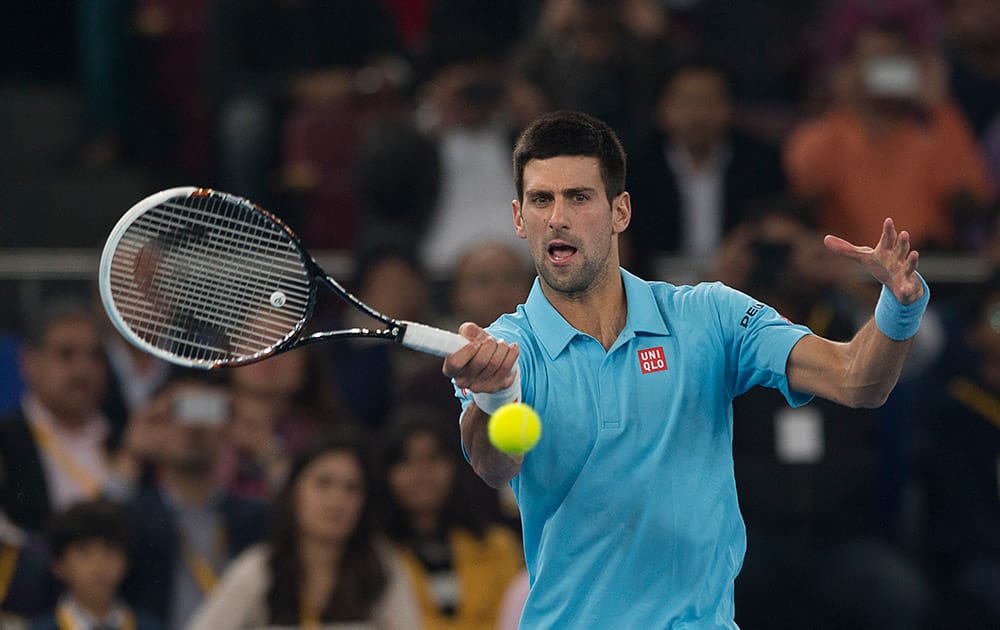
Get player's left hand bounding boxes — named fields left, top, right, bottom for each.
left=823, top=218, right=924, bottom=305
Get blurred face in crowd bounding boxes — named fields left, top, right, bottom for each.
left=388, top=429, right=456, bottom=518
left=450, top=243, right=533, bottom=326
left=22, top=316, right=107, bottom=424
left=229, top=348, right=308, bottom=398
left=849, top=28, right=924, bottom=106
left=359, top=256, right=428, bottom=322
left=947, top=0, right=1000, bottom=54
left=54, top=539, right=128, bottom=611
left=295, top=450, right=366, bottom=544
left=657, top=69, right=732, bottom=159
left=157, top=384, right=229, bottom=474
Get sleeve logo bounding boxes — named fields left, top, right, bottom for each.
left=740, top=302, right=766, bottom=328
left=638, top=346, right=668, bottom=374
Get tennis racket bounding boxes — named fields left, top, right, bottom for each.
left=99, top=186, right=468, bottom=369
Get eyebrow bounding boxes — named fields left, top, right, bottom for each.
left=524, top=186, right=599, bottom=198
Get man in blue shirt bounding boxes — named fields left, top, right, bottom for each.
left=442, top=111, right=929, bottom=628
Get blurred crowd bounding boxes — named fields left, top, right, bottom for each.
left=2, top=0, right=1000, bottom=628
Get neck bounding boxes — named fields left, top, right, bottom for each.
left=299, top=535, right=342, bottom=573
left=161, top=466, right=216, bottom=506
left=412, top=511, right=439, bottom=537
left=682, top=142, right=718, bottom=170
left=543, top=265, right=627, bottom=351
left=70, top=592, right=114, bottom=620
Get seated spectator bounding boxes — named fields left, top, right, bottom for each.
left=0, top=300, right=113, bottom=533
left=943, top=0, right=1000, bottom=139
left=208, top=0, right=407, bottom=205
left=785, top=16, right=995, bottom=251
left=714, top=210, right=934, bottom=630
left=380, top=411, right=522, bottom=629
left=327, top=240, right=439, bottom=429
left=187, top=427, right=418, bottom=630
left=30, top=499, right=160, bottom=630
left=403, top=240, right=533, bottom=421
left=916, top=272, right=1000, bottom=629
left=414, top=54, right=526, bottom=277
left=517, top=0, right=674, bottom=154
left=219, top=346, right=351, bottom=500
left=0, top=514, right=56, bottom=622
left=113, top=375, right=269, bottom=630
left=628, top=57, right=786, bottom=277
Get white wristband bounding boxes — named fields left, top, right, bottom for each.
left=472, top=366, right=522, bottom=415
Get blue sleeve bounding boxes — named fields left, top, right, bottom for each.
left=712, top=283, right=814, bottom=407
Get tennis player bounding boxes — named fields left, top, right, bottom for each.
left=442, top=110, right=929, bottom=628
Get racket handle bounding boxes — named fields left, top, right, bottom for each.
left=400, top=322, right=469, bottom=357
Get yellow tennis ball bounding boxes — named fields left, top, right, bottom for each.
left=488, top=402, right=541, bottom=455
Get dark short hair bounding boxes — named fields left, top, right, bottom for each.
left=47, top=499, right=133, bottom=560
left=22, top=297, right=99, bottom=349
left=513, top=110, right=626, bottom=204
left=656, top=55, right=733, bottom=102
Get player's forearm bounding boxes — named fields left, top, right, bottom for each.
left=460, top=403, right=523, bottom=489
left=838, top=318, right=914, bottom=408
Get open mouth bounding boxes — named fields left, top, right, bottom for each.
left=548, top=242, right=577, bottom=264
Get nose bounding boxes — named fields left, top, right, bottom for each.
left=548, top=197, right=570, bottom=231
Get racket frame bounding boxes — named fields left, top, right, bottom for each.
left=99, top=186, right=460, bottom=369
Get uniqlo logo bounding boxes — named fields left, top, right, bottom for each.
left=638, top=347, right=667, bottom=374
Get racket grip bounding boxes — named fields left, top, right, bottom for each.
left=400, top=322, right=469, bottom=357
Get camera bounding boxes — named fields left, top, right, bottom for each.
left=862, top=55, right=921, bottom=99
left=173, top=389, right=229, bottom=426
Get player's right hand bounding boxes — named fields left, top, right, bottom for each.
left=443, top=322, right=519, bottom=394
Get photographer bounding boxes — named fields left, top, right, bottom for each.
left=785, top=13, right=994, bottom=252
left=113, top=375, right=269, bottom=630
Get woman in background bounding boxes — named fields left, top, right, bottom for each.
left=187, top=427, right=418, bottom=629
left=380, top=409, right=522, bottom=630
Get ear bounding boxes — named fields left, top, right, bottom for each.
left=612, top=192, right=631, bottom=235
left=512, top=200, right=527, bottom=239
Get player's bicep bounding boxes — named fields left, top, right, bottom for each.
left=786, top=334, right=851, bottom=402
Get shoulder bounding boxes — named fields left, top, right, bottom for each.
left=222, top=543, right=272, bottom=584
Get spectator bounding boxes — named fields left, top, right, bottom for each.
left=785, top=16, right=995, bottom=251
left=208, top=0, right=407, bottom=204
left=113, top=375, right=269, bottom=630
left=402, top=240, right=534, bottom=425
left=916, top=272, right=1000, bottom=629
left=327, top=240, right=438, bottom=429
left=943, top=0, right=1000, bottom=139
left=187, top=427, right=418, bottom=630
left=0, top=300, right=112, bottom=533
left=219, top=346, right=351, bottom=501
left=0, top=514, right=56, bottom=622
left=445, top=242, right=535, bottom=330
left=30, top=499, right=160, bottom=630
left=628, top=58, right=786, bottom=276
left=380, top=411, right=522, bottom=629
left=712, top=209, right=934, bottom=630
left=414, top=53, right=524, bottom=276
left=517, top=0, right=674, bottom=153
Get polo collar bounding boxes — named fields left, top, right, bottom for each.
left=523, top=268, right=671, bottom=360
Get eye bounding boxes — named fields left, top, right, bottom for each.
left=531, top=193, right=551, bottom=205
left=573, top=193, right=589, bottom=203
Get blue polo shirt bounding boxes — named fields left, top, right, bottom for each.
left=459, top=269, right=813, bottom=628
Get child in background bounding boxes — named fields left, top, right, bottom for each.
left=31, top=500, right=161, bottom=630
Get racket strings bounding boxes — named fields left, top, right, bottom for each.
left=107, top=193, right=312, bottom=364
